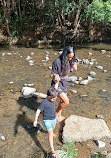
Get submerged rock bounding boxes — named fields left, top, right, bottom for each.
left=96, top=66, right=103, bottom=70
left=67, top=76, right=77, bottom=82
left=90, top=71, right=96, bottom=76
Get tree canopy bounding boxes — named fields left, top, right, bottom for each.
left=0, top=0, right=111, bottom=40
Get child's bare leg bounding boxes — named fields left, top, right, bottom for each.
left=48, top=128, right=56, bottom=157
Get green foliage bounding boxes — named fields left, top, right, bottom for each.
left=61, top=141, right=78, bottom=158
left=91, top=152, right=107, bottom=158
left=85, top=0, right=111, bottom=22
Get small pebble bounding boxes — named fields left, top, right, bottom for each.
left=71, top=90, right=77, bottom=94
left=0, top=135, right=6, bottom=141
left=9, top=81, right=14, bottom=84
left=96, top=115, right=104, bottom=119
left=102, top=90, right=107, bottom=92
left=30, top=52, right=34, bottom=55
left=103, top=70, right=107, bottom=73
left=80, top=95, right=88, bottom=97
left=10, top=89, right=16, bottom=94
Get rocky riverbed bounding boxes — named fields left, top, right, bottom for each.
left=0, top=44, right=111, bottom=158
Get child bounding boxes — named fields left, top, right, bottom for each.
left=33, top=75, right=60, bottom=158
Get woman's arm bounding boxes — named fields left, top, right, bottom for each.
left=73, top=63, right=77, bottom=71
left=54, top=74, right=60, bottom=89
left=33, top=109, right=41, bottom=127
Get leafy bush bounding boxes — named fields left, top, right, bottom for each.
left=61, top=141, right=78, bottom=158
left=91, top=152, right=107, bottom=158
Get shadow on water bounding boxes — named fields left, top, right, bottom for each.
left=14, top=112, right=48, bottom=157
left=17, top=96, right=40, bottom=112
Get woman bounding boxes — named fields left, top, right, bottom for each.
left=51, top=46, right=77, bottom=122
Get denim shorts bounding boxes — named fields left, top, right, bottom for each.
left=43, top=118, right=56, bottom=131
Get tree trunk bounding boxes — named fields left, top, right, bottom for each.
left=73, top=2, right=82, bottom=30
left=1, top=0, right=11, bottom=36
left=18, top=0, right=22, bottom=26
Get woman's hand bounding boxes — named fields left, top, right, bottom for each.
left=33, top=121, right=37, bottom=127
left=55, top=74, right=60, bottom=83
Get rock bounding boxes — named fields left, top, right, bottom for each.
left=94, top=140, right=106, bottom=148
left=89, top=62, right=94, bottom=66
left=0, top=135, right=6, bottom=141
left=28, top=60, right=34, bottom=65
left=48, top=66, right=52, bottom=70
left=67, top=76, right=77, bottom=82
left=45, top=51, right=50, bottom=55
left=102, top=90, right=107, bottom=92
left=96, top=66, right=103, bottom=70
left=80, top=79, right=89, bottom=85
left=71, top=90, right=77, bottom=94
left=62, top=115, right=111, bottom=143
left=26, top=56, right=32, bottom=60
left=2, top=53, right=5, bottom=56
left=59, top=51, right=63, bottom=54
left=90, top=71, right=96, bottom=76
left=82, top=59, right=90, bottom=65
left=77, top=77, right=82, bottom=81
left=45, top=56, right=49, bottom=61
left=10, top=89, right=16, bottom=94
left=107, top=152, right=111, bottom=158
left=103, top=70, right=107, bottom=73
left=32, top=92, right=47, bottom=98
left=74, top=80, right=79, bottom=84
left=7, top=53, right=12, bottom=55
left=9, top=81, right=14, bottom=84
left=80, top=94, right=88, bottom=97
left=87, top=76, right=95, bottom=81
left=106, top=55, right=110, bottom=57
left=101, top=50, right=106, bottom=54
left=21, top=87, right=36, bottom=97
left=80, top=76, right=95, bottom=85
left=88, top=52, right=93, bottom=56
left=30, top=52, right=34, bottom=55
left=23, top=83, right=34, bottom=87
left=96, top=115, right=104, bottom=119
left=90, top=59, right=97, bottom=62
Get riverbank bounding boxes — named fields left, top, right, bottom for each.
left=0, top=22, right=111, bottom=47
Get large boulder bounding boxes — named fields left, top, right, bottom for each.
left=62, top=115, right=111, bottom=143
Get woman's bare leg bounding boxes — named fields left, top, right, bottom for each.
left=56, top=92, right=69, bottom=119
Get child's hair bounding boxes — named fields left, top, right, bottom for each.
left=47, top=87, right=58, bottom=98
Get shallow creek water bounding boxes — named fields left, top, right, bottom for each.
left=0, top=43, right=111, bottom=158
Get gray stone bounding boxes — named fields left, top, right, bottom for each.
left=21, top=87, right=36, bottom=97
left=96, top=66, right=103, bottom=70
left=32, top=92, right=47, bottom=98
left=62, top=115, right=111, bottom=143
left=67, top=76, right=77, bottom=82
left=94, top=140, right=106, bottom=148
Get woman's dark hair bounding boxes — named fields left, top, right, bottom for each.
left=60, top=46, right=76, bottom=73
left=47, top=87, right=58, bottom=98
